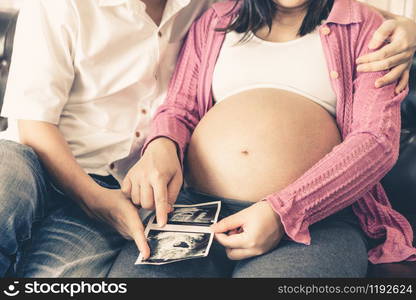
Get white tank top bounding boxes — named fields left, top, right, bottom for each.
left=212, top=29, right=337, bottom=115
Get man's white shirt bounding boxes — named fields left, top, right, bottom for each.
left=1, top=0, right=217, bottom=182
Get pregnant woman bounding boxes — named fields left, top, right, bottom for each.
left=109, top=0, right=416, bottom=277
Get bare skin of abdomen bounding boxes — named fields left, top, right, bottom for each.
left=185, top=89, right=342, bottom=202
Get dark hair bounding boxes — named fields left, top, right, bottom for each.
left=219, top=0, right=334, bottom=41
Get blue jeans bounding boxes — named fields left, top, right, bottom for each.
left=0, top=140, right=370, bottom=278
left=0, top=140, right=126, bottom=277
left=108, top=188, right=370, bottom=278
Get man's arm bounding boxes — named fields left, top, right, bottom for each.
left=18, top=121, right=150, bottom=258
left=18, top=121, right=101, bottom=209
left=357, top=2, right=416, bottom=93
left=4, top=0, right=97, bottom=206
left=1, top=0, right=150, bottom=257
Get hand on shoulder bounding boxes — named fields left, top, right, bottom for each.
left=357, top=16, right=416, bottom=94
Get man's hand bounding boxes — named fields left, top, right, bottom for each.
left=85, top=187, right=151, bottom=259
left=18, top=120, right=150, bottom=259
left=121, top=138, right=183, bottom=227
left=356, top=17, right=416, bottom=94
left=211, top=201, right=285, bottom=260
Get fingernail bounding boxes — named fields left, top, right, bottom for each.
left=375, top=81, right=382, bottom=88
left=357, top=66, right=363, bottom=72
left=356, top=58, right=363, bottom=64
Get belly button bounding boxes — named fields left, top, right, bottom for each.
left=241, top=150, right=249, bottom=156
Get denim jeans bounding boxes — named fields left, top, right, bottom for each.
left=0, top=140, right=126, bottom=277
left=0, top=139, right=370, bottom=278
left=108, top=188, right=370, bottom=278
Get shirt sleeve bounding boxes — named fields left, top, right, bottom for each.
left=264, top=10, right=410, bottom=246
left=1, top=0, right=77, bottom=125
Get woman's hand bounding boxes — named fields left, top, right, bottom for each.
left=121, top=137, right=183, bottom=227
left=356, top=17, right=416, bottom=94
left=211, top=201, right=285, bottom=260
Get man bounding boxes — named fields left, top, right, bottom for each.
left=0, top=0, right=217, bottom=277
left=0, top=0, right=415, bottom=278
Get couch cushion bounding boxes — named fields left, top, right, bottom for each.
left=381, top=131, right=416, bottom=214
left=401, top=56, right=416, bottom=129
left=0, top=10, right=18, bottom=131
left=381, top=56, right=416, bottom=214
left=367, top=214, right=416, bottom=278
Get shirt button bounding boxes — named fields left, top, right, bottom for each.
left=330, top=71, right=339, bottom=79
left=321, top=26, right=331, bottom=35
left=0, top=59, right=8, bottom=69
left=110, top=163, right=115, bottom=170
left=135, top=131, right=141, bottom=138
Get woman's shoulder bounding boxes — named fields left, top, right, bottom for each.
left=328, top=0, right=384, bottom=29
left=197, top=0, right=238, bottom=22
left=190, top=0, right=237, bottom=34
left=351, top=0, right=383, bottom=22
left=347, top=0, right=386, bottom=50
left=210, top=0, right=239, bottom=15
left=350, top=0, right=385, bottom=29
left=329, top=0, right=385, bottom=50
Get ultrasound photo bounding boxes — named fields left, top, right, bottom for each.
left=166, top=203, right=219, bottom=226
left=135, top=201, right=221, bottom=265
left=141, top=230, right=211, bottom=265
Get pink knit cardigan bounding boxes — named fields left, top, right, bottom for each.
left=143, top=0, right=416, bottom=264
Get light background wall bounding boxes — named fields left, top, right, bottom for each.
left=0, top=0, right=415, bottom=19
left=0, top=0, right=22, bottom=10
left=360, top=0, right=416, bottom=20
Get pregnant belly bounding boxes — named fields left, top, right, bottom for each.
left=185, top=89, right=341, bottom=202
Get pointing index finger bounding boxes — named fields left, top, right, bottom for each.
left=153, top=181, right=170, bottom=227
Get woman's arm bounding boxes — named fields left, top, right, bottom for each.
left=19, top=122, right=151, bottom=259
left=121, top=9, right=216, bottom=225
left=262, top=11, right=415, bottom=261
left=4, top=0, right=150, bottom=258
left=140, top=10, right=212, bottom=163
